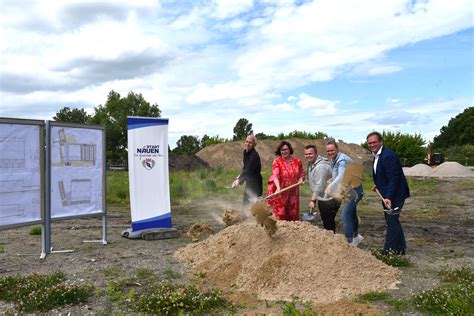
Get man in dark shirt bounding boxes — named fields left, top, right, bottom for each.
left=232, top=135, right=263, bottom=213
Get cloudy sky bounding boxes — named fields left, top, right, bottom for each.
left=1, top=0, right=473, bottom=147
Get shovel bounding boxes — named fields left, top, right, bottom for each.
left=300, top=206, right=316, bottom=222
left=250, top=181, right=303, bottom=236
left=374, top=188, right=400, bottom=215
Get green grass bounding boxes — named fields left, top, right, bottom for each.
left=29, top=226, right=42, bottom=236
left=412, top=267, right=474, bottom=314
left=0, top=272, right=92, bottom=312
left=0, top=244, right=4, bottom=253
left=355, top=291, right=389, bottom=303
left=370, top=249, right=411, bottom=267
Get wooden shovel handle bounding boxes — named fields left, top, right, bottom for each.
left=265, top=181, right=303, bottom=200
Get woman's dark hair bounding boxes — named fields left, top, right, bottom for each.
left=275, top=141, right=294, bottom=156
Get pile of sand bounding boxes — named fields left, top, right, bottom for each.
left=175, top=221, right=399, bottom=304
left=197, top=138, right=372, bottom=171
left=432, top=161, right=474, bottom=178
left=403, top=163, right=434, bottom=177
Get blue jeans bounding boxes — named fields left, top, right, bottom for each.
left=342, top=185, right=364, bottom=242
left=383, top=200, right=406, bottom=254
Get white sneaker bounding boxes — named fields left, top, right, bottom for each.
left=351, top=234, right=364, bottom=247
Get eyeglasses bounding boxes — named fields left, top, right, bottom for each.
left=280, top=148, right=289, bottom=152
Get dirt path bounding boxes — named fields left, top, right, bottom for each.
left=0, top=178, right=473, bottom=314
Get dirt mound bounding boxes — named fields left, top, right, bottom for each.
left=432, top=161, right=474, bottom=178
left=186, top=223, right=214, bottom=242
left=196, top=139, right=372, bottom=171
left=169, top=154, right=210, bottom=171
left=403, top=164, right=434, bottom=177
left=175, top=221, right=399, bottom=304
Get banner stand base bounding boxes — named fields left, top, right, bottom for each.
left=121, top=227, right=178, bottom=240
left=83, top=240, right=108, bottom=245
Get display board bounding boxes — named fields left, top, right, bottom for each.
left=0, top=119, right=43, bottom=228
left=128, top=117, right=172, bottom=231
left=49, top=123, right=105, bottom=219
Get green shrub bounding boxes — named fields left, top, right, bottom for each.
left=30, top=226, right=42, bottom=235
left=0, top=272, right=92, bottom=312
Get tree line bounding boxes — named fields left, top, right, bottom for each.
left=53, top=90, right=473, bottom=166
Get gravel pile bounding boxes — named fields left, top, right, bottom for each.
left=403, top=162, right=474, bottom=178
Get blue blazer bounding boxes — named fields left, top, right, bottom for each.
left=373, top=147, right=410, bottom=205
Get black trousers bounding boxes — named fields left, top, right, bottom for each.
left=318, top=199, right=341, bottom=233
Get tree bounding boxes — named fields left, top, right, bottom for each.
left=173, top=135, right=201, bottom=154
left=362, top=131, right=425, bottom=166
left=233, top=118, right=253, bottom=141
left=53, top=107, right=90, bottom=123
left=89, top=90, right=161, bottom=162
left=433, top=107, right=474, bottom=148
left=200, top=134, right=227, bottom=148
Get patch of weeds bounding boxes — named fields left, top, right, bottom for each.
left=198, top=169, right=208, bottom=179
left=0, top=272, right=92, bottom=312
left=102, top=265, right=125, bottom=278
left=281, top=300, right=313, bottom=316
left=409, top=207, right=444, bottom=219
left=29, top=226, right=42, bottom=235
left=0, top=244, right=5, bottom=253
left=128, top=281, right=233, bottom=314
left=370, top=249, right=411, bottom=267
left=135, top=268, right=154, bottom=281
left=205, top=179, right=217, bottom=191
left=105, top=278, right=130, bottom=302
left=439, top=266, right=473, bottom=283
left=163, top=267, right=181, bottom=280
left=385, top=298, right=409, bottom=312
left=355, top=291, right=389, bottom=303
left=412, top=266, right=474, bottom=315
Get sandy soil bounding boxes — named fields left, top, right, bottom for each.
left=0, top=177, right=473, bottom=315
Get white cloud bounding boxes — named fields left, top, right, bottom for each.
left=0, top=0, right=472, bottom=147
left=296, top=93, right=338, bottom=114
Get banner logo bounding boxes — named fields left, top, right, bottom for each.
left=142, top=158, right=156, bottom=170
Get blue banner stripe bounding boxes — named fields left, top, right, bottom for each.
left=128, top=117, right=168, bottom=130
left=131, top=213, right=172, bottom=231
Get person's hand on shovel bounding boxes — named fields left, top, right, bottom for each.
left=231, top=177, right=240, bottom=188
left=373, top=186, right=393, bottom=209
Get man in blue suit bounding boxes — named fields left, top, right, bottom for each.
left=367, top=131, right=410, bottom=255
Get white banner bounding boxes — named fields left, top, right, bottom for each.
left=0, top=123, right=42, bottom=227
left=127, top=117, right=172, bottom=231
left=50, top=126, right=104, bottom=218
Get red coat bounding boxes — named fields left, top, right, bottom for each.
left=266, top=156, right=305, bottom=221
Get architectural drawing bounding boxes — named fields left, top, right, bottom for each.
left=0, top=204, right=25, bottom=219
left=58, top=179, right=92, bottom=206
left=0, top=137, right=26, bottom=168
left=55, top=128, right=96, bottom=167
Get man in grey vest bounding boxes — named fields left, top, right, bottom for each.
left=304, top=144, right=340, bottom=232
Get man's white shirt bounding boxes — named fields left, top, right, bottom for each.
left=373, top=145, right=383, bottom=175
